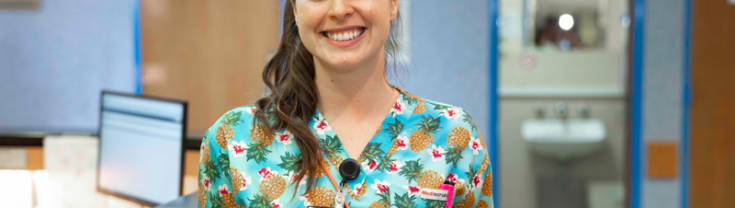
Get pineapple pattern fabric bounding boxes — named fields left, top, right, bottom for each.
left=198, top=87, right=494, bottom=208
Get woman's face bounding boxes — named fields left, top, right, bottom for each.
left=294, top=0, right=399, bottom=70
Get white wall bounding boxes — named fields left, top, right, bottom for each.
left=500, top=51, right=623, bottom=88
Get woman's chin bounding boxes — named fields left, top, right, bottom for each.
left=319, top=58, right=366, bottom=71
left=317, top=51, right=384, bottom=71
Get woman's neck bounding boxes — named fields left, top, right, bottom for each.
left=314, top=56, right=398, bottom=118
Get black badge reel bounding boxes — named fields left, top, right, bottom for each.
left=309, top=158, right=361, bottom=208
left=338, top=158, right=360, bottom=186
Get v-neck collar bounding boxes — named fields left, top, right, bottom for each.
left=308, top=86, right=416, bottom=184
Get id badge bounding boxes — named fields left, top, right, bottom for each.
left=306, top=192, right=344, bottom=208
left=419, top=188, right=449, bottom=201
left=334, top=191, right=345, bottom=208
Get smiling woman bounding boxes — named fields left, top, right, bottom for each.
left=197, top=0, right=494, bottom=208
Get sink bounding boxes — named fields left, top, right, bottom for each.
left=521, top=119, right=607, bottom=160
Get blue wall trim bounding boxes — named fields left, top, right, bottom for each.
left=489, top=0, right=499, bottom=206
left=681, top=0, right=691, bottom=206
left=631, top=0, right=645, bottom=207
left=280, top=0, right=286, bottom=35
left=133, top=0, right=142, bottom=95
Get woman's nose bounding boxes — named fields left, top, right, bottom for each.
left=327, top=0, right=354, bottom=22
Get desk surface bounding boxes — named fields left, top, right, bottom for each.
left=156, top=193, right=197, bottom=208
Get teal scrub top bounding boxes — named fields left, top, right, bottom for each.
left=198, top=87, right=494, bottom=208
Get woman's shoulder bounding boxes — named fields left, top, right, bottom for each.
left=399, top=90, right=478, bottom=130
left=209, top=105, right=259, bottom=129
left=203, top=105, right=260, bottom=149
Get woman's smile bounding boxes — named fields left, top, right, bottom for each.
left=322, top=26, right=367, bottom=48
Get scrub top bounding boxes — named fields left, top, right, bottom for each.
left=198, top=87, right=494, bottom=208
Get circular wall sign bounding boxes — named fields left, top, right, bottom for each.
left=518, top=53, right=538, bottom=70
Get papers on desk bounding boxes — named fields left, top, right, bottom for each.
left=0, top=135, right=154, bottom=208
left=0, top=170, right=33, bottom=208
left=42, top=135, right=107, bottom=207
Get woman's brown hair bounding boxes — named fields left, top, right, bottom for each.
left=253, top=0, right=402, bottom=196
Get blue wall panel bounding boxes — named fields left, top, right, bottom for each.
left=0, top=0, right=137, bottom=134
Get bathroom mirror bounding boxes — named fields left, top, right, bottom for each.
left=522, top=0, right=629, bottom=51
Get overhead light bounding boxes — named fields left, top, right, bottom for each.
left=559, top=14, right=574, bottom=31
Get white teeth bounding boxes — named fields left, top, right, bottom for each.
left=326, top=28, right=363, bottom=41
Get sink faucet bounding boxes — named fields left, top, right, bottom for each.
left=534, top=104, right=545, bottom=118
left=555, top=102, right=567, bottom=118
left=578, top=103, right=590, bottom=117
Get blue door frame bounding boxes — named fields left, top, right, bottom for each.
left=629, top=0, right=644, bottom=206
left=488, top=0, right=499, bottom=206
left=680, top=0, right=692, bottom=206
left=133, top=0, right=142, bottom=94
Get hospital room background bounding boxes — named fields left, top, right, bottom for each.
left=0, top=0, right=733, bottom=207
